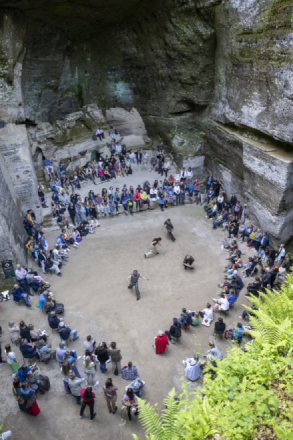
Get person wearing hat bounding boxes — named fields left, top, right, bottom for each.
left=125, top=378, right=145, bottom=397
left=182, top=354, right=201, bottom=381
left=154, top=330, right=169, bottom=354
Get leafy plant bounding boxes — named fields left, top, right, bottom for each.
left=132, top=272, right=293, bottom=440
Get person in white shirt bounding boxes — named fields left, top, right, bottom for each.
left=174, top=170, right=180, bottom=182
left=15, top=265, right=32, bottom=295
left=96, top=128, right=104, bottom=141
left=163, top=160, right=170, bottom=177
left=206, top=342, right=222, bottom=361
left=180, top=168, right=187, bottom=182
left=274, top=244, right=286, bottom=267
left=182, top=354, right=201, bottom=381
left=186, top=167, right=193, bottom=183
left=199, top=303, right=213, bottom=321
left=116, top=143, right=122, bottom=153
left=150, top=187, right=158, bottom=199
left=173, top=184, right=180, bottom=205
left=142, top=152, right=149, bottom=169
left=129, top=150, right=136, bottom=164
left=213, top=294, right=229, bottom=312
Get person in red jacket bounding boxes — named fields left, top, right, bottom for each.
left=133, top=190, right=141, bottom=211
left=80, top=386, right=96, bottom=421
left=154, top=330, right=169, bottom=354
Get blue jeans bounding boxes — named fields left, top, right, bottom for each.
left=20, top=293, right=29, bottom=305
left=213, top=221, right=222, bottom=228
left=129, top=158, right=135, bottom=164
left=123, top=203, right=128, bottom=212
left=99, top=361, right=106, bottom=372
left=109, top=204, right=115, bottom=213
left=70, top=181, right=79, bottom=191
left=70, top=330, right=78, bottom=341
left=76, top=212, right=84, bottom=224
left=84, top=208, right=90, bottom=218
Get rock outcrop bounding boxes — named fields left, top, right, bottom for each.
left=0, top=0, right=293, bottom=255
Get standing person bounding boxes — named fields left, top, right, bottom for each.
left=127, top=270, right=149, bottom=301
left=83, top=356, right=99, bottom=386
left=142, top=151, right=149, bottom=169
left=20, top=381, right=40, bottom=416
left=80, top=386, right=97, bottom=421
left=200, top=184, right=206, bottom=206
left=163, top=158, right=170, bottom=176
left=150, top=154, right=157, bottom=172
left=95, top=343, right=109, bottom=373
left=164, top=218, right=176, bottom=242
left=103, top=378, right=118, bottom=414
left=144, top=238, right=163, bottom=258
left=12, top=378, right=28, bottom=414
left=5, top=344, right=19, bottom=374
left=68, top=203, right=76, bottom=225
left=60, top=361, right=71, bottom=394
left=69, top=371, right=85, bottom=404
left=108, top=342, right=122, bottom=374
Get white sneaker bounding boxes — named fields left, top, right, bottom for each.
left=213, top=299, right=218, bottom=302
left=77, top=356, right=81, bottom=360
left=239, top=316, right=242, bottom=319
left=94, top=381, right=99, bottom=387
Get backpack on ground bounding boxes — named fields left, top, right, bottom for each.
left=92, top=134, right=97, bottom=141
left=55, top=303, right=64, bottom=314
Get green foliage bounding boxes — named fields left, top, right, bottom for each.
left=133, top=273, right=293, bottom=440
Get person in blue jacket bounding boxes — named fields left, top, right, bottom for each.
left=12, top=285, right=31, bottom=307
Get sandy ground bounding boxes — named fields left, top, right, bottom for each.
left=0, top=201, right=253, bottom=440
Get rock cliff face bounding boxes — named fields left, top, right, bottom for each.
left=0, top=0, right=293, bottom=256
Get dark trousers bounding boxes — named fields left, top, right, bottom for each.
left=19, top=278, right=31, bottom=295
left=199, top=311, right=205, bottom=318
left=70, top=215, right=76, bottom=225
left=254, top=241, right=260, bottom=251
left=80, top=399, right=95, bottom=419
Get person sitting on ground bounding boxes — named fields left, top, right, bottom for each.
left=214, top=317, right=226, bottom=334
left=165, top=318, right=182, bottom=344
left=213, top=294, right=229, bottom=312
left=84, top=335, right=96, bottom=354
left=182, top=354, right=201, bottom=382
left=48, top=311, right=60, bottom=330
left=125, top=379, right=145, bottom=398
left=206, top=342, right=222, bottom=361
left=58, top=320, right=79, bottom=342
left=8, top=321, right=21, bottom=344
left=183, top=255, right=194, bottom=271
left=189, top=311, right=200, bottom=326
left=179, top=308, right=192, bottom=327
left=199, top=303, right=214, bottom=321
left=18, top=363, right=37, bottom=383
left=12, top=285, right=31, bottom=307
left=122, top=362, right=140, bottom=381
left=19, top=339, right=40, bottom=360
left=154, top=330, right=169, bottom=354
left=122, top=388, right=138, bottom=421
left=228, top=322, right=245, bottom=340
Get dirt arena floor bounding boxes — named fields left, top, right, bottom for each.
left=0, top=204, right=252, bottom=440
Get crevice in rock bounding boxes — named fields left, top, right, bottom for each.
left=215, top=121, right=293, bottom=152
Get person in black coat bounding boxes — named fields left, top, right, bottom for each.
left=68, top=203, right=76, bottom=225
left=48, top=312, right=60, bottom=329
left=165, top=318, right=182, bottom=343
left=19, top=321, right=31, bottom=342
left=214, top=317, right=226, bottom=334
left=95, top=343, right=109, bottom=373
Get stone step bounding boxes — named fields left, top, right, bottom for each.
left=42, top=197, right=196, bottom=231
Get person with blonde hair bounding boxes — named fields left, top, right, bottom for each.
left=60, top=361, right=71, bottom=393
left=83, top=356, right=99, bottom=387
